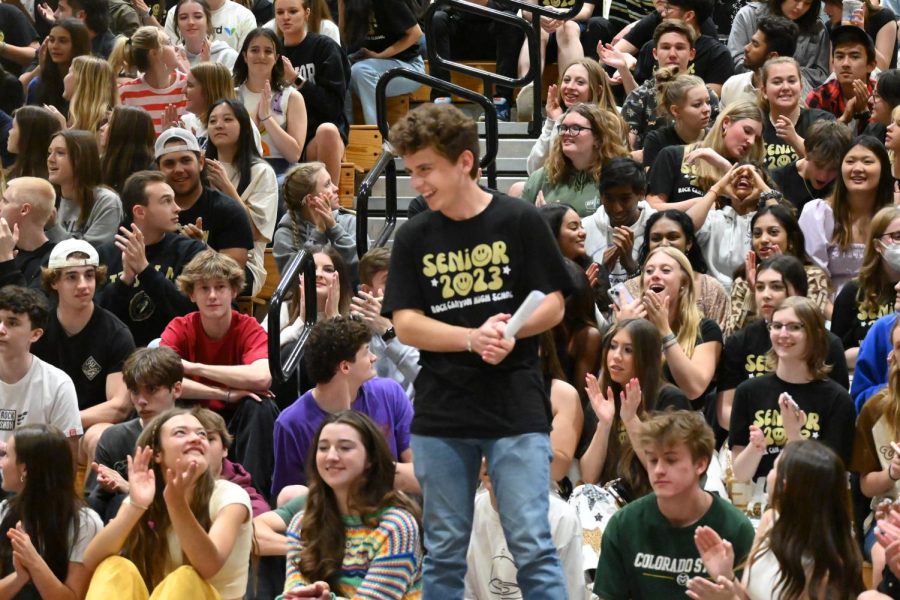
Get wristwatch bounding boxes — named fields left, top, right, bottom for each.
left=382, top=327, right=396, bottom=342
left=293, top=74, right=306, bottom=89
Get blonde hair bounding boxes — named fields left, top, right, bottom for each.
left=654, top=66, right=706, bottom=121
left=109, top=26, right=167, bottom=76
left=684, top=101, right=764, bottom=193
left=545, top=103, right=628, bottom=187
left=282, top=161, right=328, bottom=251
left=877, top=317, right=900, bottom=439
left=640, top=246, right=703, bottom=357
left=857, top=206, right=900, bottom=314
left=556, top=58, right=618, bottom=114
left=758, top=56, right=801, bottom=111
left=68, top=56, right=117, bottom=132
left=190, top=62, right=237, bottom=125
left=6, top=177, right=56, bottom=224
left=889, top=105, right=900, bottom=166
left=176, top=249, right=246, bottom=295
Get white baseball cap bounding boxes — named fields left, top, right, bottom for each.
left=154, top=127, right=202, bottom=160
left=48, top=239, right=99, bottom=269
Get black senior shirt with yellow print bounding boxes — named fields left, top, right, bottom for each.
left=718, top=319, right=849, bottom=392
left=382, top=193, right=572, bottom=439
left=729, top=373, right=855, bottom=481
left=761, top=108, right=835, bottom=171
left=647, top=145, right=707, bottom=203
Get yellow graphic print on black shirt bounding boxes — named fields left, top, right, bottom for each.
left=753, top=408, right=822, bottom=446
left=766, top=142, right=796, bottom=170
left=422, top=242, right=514, bottom=311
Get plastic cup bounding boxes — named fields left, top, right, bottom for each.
left=842, top=0, right=864, bottom=26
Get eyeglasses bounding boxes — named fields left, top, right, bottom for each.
left=557, top=124, right=591, bottom=136
left=768, top=321, right=805, bottom=332
left=880, top=231, right=900, bottom=244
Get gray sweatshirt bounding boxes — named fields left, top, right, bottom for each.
left=272, top=209, right=367, bottom=278
left=48, top=187, right=123, bottom=247
left=727, top=2, right=830, bottom=89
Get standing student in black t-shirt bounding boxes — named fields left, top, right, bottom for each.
left=760, top=56, right=836, bottom=171
left=729, top=296, right=855, bottom=484
left=343, top=0, right=424, bottom=125
left=275, top=0, right=349, bottom=184
left=771, top=119, right=852, bottom=211
left=617, top=246, right=723, bottom=410
left=833, top=205, right=900, bottom=369
left=581, top=318, right=689, bottom=500
left=382, top=104, right=571, bottom=598
left=717, top=255, right=849, bottom=430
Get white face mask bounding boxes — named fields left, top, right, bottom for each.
left=882, top=240, right=900, bottom=271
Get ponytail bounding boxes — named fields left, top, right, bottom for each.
left=108, top=26, right=162, bottom=76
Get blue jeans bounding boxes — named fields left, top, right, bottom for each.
left=350, top=54, right=425, bottom=124
left=410, top=433, right=567, bottom=599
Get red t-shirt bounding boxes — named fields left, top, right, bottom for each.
left=161, top=310, right=268, bottom=410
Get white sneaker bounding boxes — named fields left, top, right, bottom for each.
left=516, top=80, right=535, bottom=122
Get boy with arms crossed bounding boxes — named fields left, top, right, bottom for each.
left=382, top=104, right=572, bottom=598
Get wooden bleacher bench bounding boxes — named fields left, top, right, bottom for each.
left=409, top=60, right=559, bottom=104
left=351, top=94, right=411, bottom=129
left=237, top=248, right=279, bottom=319
left=344, top=125, right=383, bottom=173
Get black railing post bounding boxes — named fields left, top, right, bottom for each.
left=356, top=69, right=500, bottom=256
left=267, top=249, right=317, bottom=384
left=421, top=0, right=583, bottom=135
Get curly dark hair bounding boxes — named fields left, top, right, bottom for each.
left=305, top=316, right=372, bottom=384
left=0, top=286, right=49, bottom=330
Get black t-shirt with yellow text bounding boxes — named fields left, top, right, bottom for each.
left=762, top=108, right=835, bottom=171
left=382, top=193, right=573, bottom=438
left=729, top=373, right=855, bottom=480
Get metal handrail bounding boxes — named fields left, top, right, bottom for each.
left=267, top=249, right=318, bottom=384
left=356, top=146, right=398, bottom=258
left=422, top=0, right=584, bottom=135
left=354, top=68, right=500, bottom=258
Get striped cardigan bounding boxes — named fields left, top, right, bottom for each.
left=283, top=507, right=422, bottom=599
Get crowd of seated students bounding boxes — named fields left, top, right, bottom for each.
left=5, top=0, right=900, bottom=596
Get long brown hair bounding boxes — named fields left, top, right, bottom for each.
left=123, top=408, right=216, bottom=590
left=597, top=319, right=674, bottom=497
left=52, top=130, right=104, bottom=228
left=757, top=440, right=863, bottom=599
left=556, top=58, right=618, bottom=114
left=296, top=411, right=420, bottom=593
left=544, top=103, right=628, bottom=187
left=5, top=107, right=62, bottom=180
left=0, top=425, right=83, bottom=584
left=101, top=106, right=156, bottom=193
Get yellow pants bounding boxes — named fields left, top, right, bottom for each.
left=85, top=556, right=222, bottom=600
